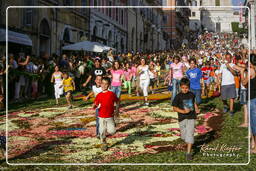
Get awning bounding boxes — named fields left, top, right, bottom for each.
left=92, top=42, right=116, bottom=51
left=0, top=28, right=32, bottom=46
left=62, top=41, right=115, bottom=52
left=62, top=41, right=104, bottom=52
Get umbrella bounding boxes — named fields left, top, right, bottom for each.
left=92, top=42, right=116, bottom=51
left=62, top=41, right=104, bottom=52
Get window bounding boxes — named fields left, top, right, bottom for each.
left=116, top=8, right=119, bottom=21
left=192, top=0, right=197, bottom=6
left=121, top=10, right=124, bottom=25
left=192, top=12, right=196, bottom=16
left=215, top=0, right=220, bottom=6
left=163, top=15, right=167, bottom=24
left=64, top=0, right=72, bottom=5
left=24, top=0, right=33, bottom=25
left=108, top=1, right=112, bottom=18
left=81, top=0, right=88, bottom=14
left=81, top=0, right=87, bottom=6
left=25, top=9, right=32, bottom=25
left=94, top=0, right=97, bottom=6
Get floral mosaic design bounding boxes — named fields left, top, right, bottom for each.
left=0, top=101, right=221, bottom=163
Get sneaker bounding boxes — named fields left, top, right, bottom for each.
left=101, top=143, right=108, bottom=151
left=185, top=153, right=193, bottom=160
left=144, top=102, right=149, bottom=106
left=223, top=107, right=229, bottom=113
left=229, top=111, right=235, bottom=117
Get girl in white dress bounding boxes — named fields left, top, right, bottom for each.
left=137, top=58, right=150, bottom=106
left=51, top=66, right=63, bottom=105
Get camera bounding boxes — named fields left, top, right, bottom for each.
left=250, top=54, right=256, bottom=66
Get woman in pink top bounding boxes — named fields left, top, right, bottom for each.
left=131, top=63, right=137, bottom=88
left=165, top=56, right=185, bottom=102
left=110, top=61, right=124, bottom=113
left=123, top=63, right=132, bottom=95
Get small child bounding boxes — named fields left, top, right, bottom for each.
left=149, top=64, right=157, bottom=94
left=172, top=77, right=200, bottom=160
left=155, top=62, right=161, bottom=87
left=61, top=72, right=75, bottom=109
left=84, top=75, right=103, bottom=137
left=94, top=77, right=119, bottom=151
left=123, top=63, right=132, bottom=96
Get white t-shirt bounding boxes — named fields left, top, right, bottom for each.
left=220, top=63, right=235, bottom=86
left=149, top=70, right=155, bottom=79
left=198, top=58, right=203, bottom=65
left=138, top=65, right=150, bottom=80
left=92, top=85, right=102, bottom=97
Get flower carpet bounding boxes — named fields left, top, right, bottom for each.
left=1, top=100, right=222, bottom=163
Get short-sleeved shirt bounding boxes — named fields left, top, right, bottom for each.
left=94, top=91, right=118, bottom=118
left=111, top=69, right=124, bottom=86
left=90, top=67, right=106, bottom=84
left=172, top=92, right=196, bottom=122
left=186, top=68, right=202, bottom=90
left=170, top=62, right=184, bottom=79
left=220, top=63, right=235, bottom=86
left=92, top=85, right=102, bottom=97
left=124, top=69, right=132, bottom=81
left=63, top=77, right=74, bottom=92
left=201, top=67, right=213, bottom=80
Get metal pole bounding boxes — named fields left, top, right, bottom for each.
left=251, top=2, right=255, bottom=49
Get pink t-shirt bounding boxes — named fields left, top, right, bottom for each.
left=124, top=69, right=132, bottom=81
left=111, top=69, right=124, bottom=86
left=170, top=62, right=184, bottom=79
left=131, top=66, right=137, bottom=77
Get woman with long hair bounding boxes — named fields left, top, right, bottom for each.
left=137, top=58, right=150, bottom=106
left=110, top=61, right=124, bottom=114
left=165, top=56, right=185, bottom=102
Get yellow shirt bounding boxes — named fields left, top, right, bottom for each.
left=63, top=77, right=74, bottom=92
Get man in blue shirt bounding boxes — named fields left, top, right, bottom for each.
left=186, top=58, right=203, bottom=104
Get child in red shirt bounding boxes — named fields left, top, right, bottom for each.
left=94, top=77, right=119, bottom=151
left=201, top=62, right=213, bottom=97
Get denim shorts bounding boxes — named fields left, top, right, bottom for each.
left=179, top=119, right=195, bottom=144
left=111, top=86, right=121, bottom=98
left=250, top=98, right=256, bottom=135
left=240, top=89, right=247, bottom=105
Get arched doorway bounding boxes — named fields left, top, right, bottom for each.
left=108, top=31, right=112, bottom=46
left=131, top=28, right=135, bottom=51
left=140, top=32, right=143, bottom=52
left=121, top=37, right=124, bottom=53
left=92, top=26, right=97, bottom=41
left=39, top=19, right=51, bottom=57
left=63, top=28, right=70, bottom=43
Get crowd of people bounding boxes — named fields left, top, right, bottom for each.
left=1, top=31, right=256, bottom=159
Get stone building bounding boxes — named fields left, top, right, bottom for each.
left=200, top=0, right=243, bottom=33
left=0, top=0, right=90, bottom=56
left=189, top=0, right=201, bottom=32
left=162, top=0, right=191, bottom=49
left=244, top=0, right=256, bottom=49
left=127, top=0, right=167, bottom=53
left=89, top=0, right=128, bottom=54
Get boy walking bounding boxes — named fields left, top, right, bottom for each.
left=172, top=77, right=200, bottom=160
left=94, top=77, right=119, bottom=151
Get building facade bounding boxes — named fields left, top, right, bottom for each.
left=127, top=0, right=168, bottom=53
left=162, top=0, right=191, bottom=49
left=201, top=0, right=243, bottom=33
left=189, top=0, right=201, bottom=32
left=0, top=0, right=90, bottom=57
left=89, top=0, right=128, bottom=54
left=244, top=0, right=256, bottom=49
